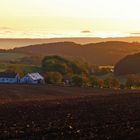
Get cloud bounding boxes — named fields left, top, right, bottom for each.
left=0, top=29, right=133, bottom=38
left=130, top=33, right=140, bottom=35
left=81, top=30, right=92, bottom=33
left=0, top=27, right=13, bottom=31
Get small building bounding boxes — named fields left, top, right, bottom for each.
left=20, top=72, right=45, bottom=84
left=63, top=75, right=72, bottom=85
left=0, top=72, right=20, bottom=84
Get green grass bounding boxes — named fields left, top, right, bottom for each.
left=97, top=73, right=127, bottom=84
left=0, top=63, right=42, bottom=74
left=0, top=53, right=27, bottom=61
left=97, top=73, right=114, bottom=79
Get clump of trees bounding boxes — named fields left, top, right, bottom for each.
left=41, top=55, right=122, bottom=89
left=71, top=75, right=120, bottom=89
left=103, top=78, right=120, bottom=89
left=90, top=76, right=104, bottom=88
left=42, top=55, right=86, bottom=75
left=71, top=74, right=89, bottom=87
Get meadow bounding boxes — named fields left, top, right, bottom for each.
left=0, top=52, right=27, bottom=61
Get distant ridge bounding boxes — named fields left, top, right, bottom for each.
left=11, top=41, right=140, bottom=65
left=1, top=36, right=140, bottom=49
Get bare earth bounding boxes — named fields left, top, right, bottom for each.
left=0, top=85, right=140, bottom=139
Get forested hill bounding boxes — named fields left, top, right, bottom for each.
left=11, top=41, right=140, bottom=65
left=114, top=52, right=140, bottom=75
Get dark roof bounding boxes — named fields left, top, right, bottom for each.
left=0, top=72, right=18, bottom=78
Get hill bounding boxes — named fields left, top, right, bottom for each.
left=114, top=53, right=140, bottom=75
left=1, top=36, right=140, bottom=49
left=12, top=41, right=140, bottom=65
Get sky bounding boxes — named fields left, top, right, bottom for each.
left=0, top=0, right=140, bottom=38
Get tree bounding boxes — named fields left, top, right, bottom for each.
left=42, top=55, right=87, bottom=75
left=42, top=56, right=68, bottom=74
left=89, top=76, right=99, bottom=88
left=104, top=78, right=113, bottom=88
left=71, top=75, right=83, bottom=86
left=104, top=78, right=120, bottom=89
left=111, top=78, right=120, bottom=89
left=81, top=74, right=89, bottom=87
left=126, top=74, right=140, bottom=89
left=97, top=79, right=104, bottom=88
left=44, top=72, right=63, bottom=84
left=89, top=76, right=104, bottom=88
left=69, top=62, right=84, bottom=75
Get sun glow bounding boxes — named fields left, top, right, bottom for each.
left=1, top=0, right=140, bottom=19
left=0, top=0, right=140, bottom=38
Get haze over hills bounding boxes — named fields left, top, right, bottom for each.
left=11, top=41, right=140, bottom=65
left=1, top=36, right=140, bottom=49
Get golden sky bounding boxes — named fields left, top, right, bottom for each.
left=0, top=0, right=140, bottom=38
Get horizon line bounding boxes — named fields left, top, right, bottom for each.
left=0, top=36, right=140, bottom=39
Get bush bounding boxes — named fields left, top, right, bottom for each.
left=44, top=72, right=63, bottom=84
left=104, top=78, right=120, bottom=89
left=89, top=76, right=104, bottom=88
left=71, top=75, right=83, bottom=86
left=126, top=74, right=140, bottom=89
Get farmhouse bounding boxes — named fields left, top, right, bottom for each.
left=0, top=72, right=20, bottom=84
left=20, top=72, right=45, bottom=84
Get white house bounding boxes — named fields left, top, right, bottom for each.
left=20, top=72, right=45, bottom=84
left=0, top=72, right=20, bottom=84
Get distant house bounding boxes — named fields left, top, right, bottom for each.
left=20, top=73, right=45, bottom=84
left=0, top=72, right=20, bottom=84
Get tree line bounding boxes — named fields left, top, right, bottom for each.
left=41, top=56, right=121, bottom=88
left=42, top=55, right=140, bottom=89
left=4, top=55, right=140, bottom=89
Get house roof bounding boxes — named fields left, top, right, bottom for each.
left=28, top=73, right=44, bottom=81
left=0, top=72, right=18, bottom=78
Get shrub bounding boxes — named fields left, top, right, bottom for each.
left=44, top=72, right=63, bottom=84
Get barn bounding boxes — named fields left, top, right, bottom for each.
left=0, top=72, right=20, bottom=84
left=20, top=73, right=45, bottom=84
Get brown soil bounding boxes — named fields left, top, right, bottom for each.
left=0, top=84, right=139, bottom=139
